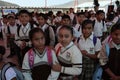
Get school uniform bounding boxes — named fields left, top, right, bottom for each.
left=5, top=24, right=18, bottom=56
left=93, top=19, right=107, bottom=39
left=15, top=22, right=36, bottom=66
left=0, top=20, right=8, bottom=40
left=112, top=15, right=120, bottom=24
left=98, top=41, right=120, bottom=80
left=78, top=33, right=101, bottom=80
left=5, top=24, right=17, bottom=35
left=53, top=16, right=62, bottom=26
left=22, top=47, right=60, bottom=80
left=39, top=23, right=55, bottom=46
left=55, top=42, right=82, bottom=80
left=0, top=68, right=16, bottom=80
left=56, top=25, right=78, bottom=39
left=74, top=23, right=82, bottom=38
left=69, top=13, right=75, bottom=25
left=15, top=23, right=34, bottom=47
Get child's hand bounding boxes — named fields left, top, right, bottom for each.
left=110, top=76, right=120, bottom=80
left=20, top=41, right=26, bottom=49
left=52, top=62, right=62, bottom=72
left=81, top=50, right=88, bottom=56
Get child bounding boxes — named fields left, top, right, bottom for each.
left=22, top=28, right=59, bottom=80
left=93, top=10, right=107, bottom=41
left=15, top=10, right=36, bottom=66
left=56, top=14, right=72, bottom=34
left=0, top=46, right=17, bottom=80
left=56, top=14, right=78, bottom=41
left=37, top=13, right=55, bottom=47
left=77, top=20, right=101, bottom=80
left=5, top=14, right=17, bottom=57
left=74, top=12, right=86, bottom=38
left=98, top=23, right=120, bottom=80
left=53, top=25, right=82, bottom=80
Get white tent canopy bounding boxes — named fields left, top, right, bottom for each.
left=77, top=1, right=111, bottom=8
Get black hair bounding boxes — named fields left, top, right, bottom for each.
left=59, top=25, right=74, bottom=36
left=2, top=15, right=7, bottom=18
left=107, top=12, right=115, bottom=21
left=7, top=15, right=15, bottom=19
left=48, top=11, right=53, bottom=16
left=96, top=10, right=105, bottom=15
left=18, top=9, right=30, bottom=16
left=56, top=11, right=62, bottom=16
left=29, top=28, right=45, bottom=40
left=0, top=46, right=5, bottom=55
left=82, top=19, right=93, bottom=29
left=62, top=14, right=70, bottom=20
left=77, top=12, right=85, bottom=16
left=111, top=23, right=120, bottom=33
left=37, top=13, right=48, bottom=20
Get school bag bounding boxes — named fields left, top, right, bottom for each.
left=28, top=47, right=53, bottom=68
left=93, top=20, right=105, bottom=28
left=77, top=36, right=97, bottom=46
left=0, top=62, right=24, bottom=80
left=44, top=24, right=56, bottom=46
left=92, top=43, right=110, bottom=80
left=17, top=23, right=34, bottom=37
left=27, top=47, right=53, bottom=80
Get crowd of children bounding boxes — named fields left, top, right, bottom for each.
left=0, top=6, right=120, bottom=80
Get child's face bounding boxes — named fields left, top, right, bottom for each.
left=19, top=13, right=30, bottom=25
left=31, top=32, right=45, bottom=49
left=111, top=30, right=120, bottom=44
left=77, top=15, right=86, bottom=24
left=82, top=23, right=93, bottom=38
left=8, top=18, right=15, bottom=26
left=58, top=28, right=73, bottom=47
left=37, top=16, right=46, bottom=26
left=97, top=13, right=105, bottom=20
left=3, top=18, right=8, bottom=24
left=61, top=18, right=71, bottom=25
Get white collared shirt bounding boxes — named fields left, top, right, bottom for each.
left=22, top=48, right=60, bottom=80
left=39, top=24, right=49, bottom=32
left=15, top=23, right=32, bottom=47
left=4, top=68, right=16, bottom=80
left=74, top=24, right=82, bottom=37
left=93, top=20, right=107, bottom=37
left=69, top=13, right=75, bottom=22
left=112, top=15, right=120, bottom=24
left=112, top=42, right=120, bottom=50
left=55, top=42, right=82, bottom=75
left=5, top=24, right=17, bottom=34
left=78, top=33, right=102, bottom=54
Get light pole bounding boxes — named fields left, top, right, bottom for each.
left=74, top=0, right=78, bottom=12
left=45, top=0, right=47, bottom=8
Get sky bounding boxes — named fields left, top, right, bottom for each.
left=2, top=0, right=72, bottom=7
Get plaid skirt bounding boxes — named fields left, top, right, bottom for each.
left=79, top=57, right=96, bottom=80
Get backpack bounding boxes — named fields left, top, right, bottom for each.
left=92, top=43, right=110, bottom=80
left=93, top=20, right=105, bottom=28
left=44, top=26, right=50, bottom=46
left=77, top=36, right=97, bottom=46
left=7, top=26, right=11, bottom=34
left=28, top=47, right=53, bottom=68
left=17, top=23, right=34, bottom=37
left=0, top=62, right=24, bottom=80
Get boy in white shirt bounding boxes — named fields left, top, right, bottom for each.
left=93, top=10, right=107, bottom=41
